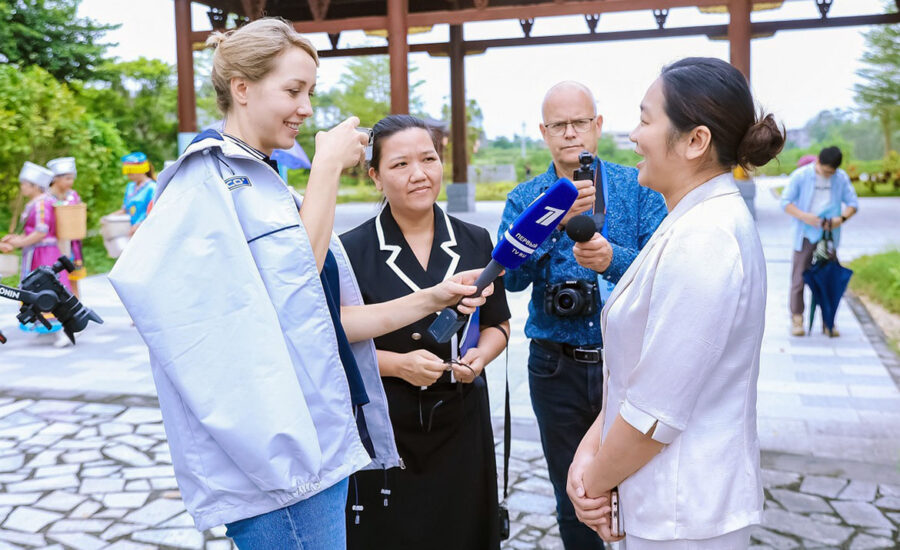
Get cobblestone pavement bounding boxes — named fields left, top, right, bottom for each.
left=1, top=180, right=899, bottom=549
left=0, top=391, right=231, bottom=550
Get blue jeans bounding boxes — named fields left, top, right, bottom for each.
left=225, top=478, right=349, bottom=550
left=528, top=340, right=605, bottom=550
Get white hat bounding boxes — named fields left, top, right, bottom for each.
left=19, top=161, right=54, bottom=189
left=47, top=157, right=77, bottom=177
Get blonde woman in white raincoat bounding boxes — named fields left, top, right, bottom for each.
left=108, top=18, right=491, bottom=550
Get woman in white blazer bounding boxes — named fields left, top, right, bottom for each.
left=566, top=57, right=785, bottom=548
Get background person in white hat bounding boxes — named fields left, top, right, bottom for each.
left=0, top=161, right=71, bottom=335
left=47, top=157, right=87, bottom=298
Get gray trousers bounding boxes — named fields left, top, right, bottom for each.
left=790, top=238, right=816, bottom=316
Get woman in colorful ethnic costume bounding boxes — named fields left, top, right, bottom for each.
left=116, top=152, right=157, bottom=235
left=0, top=161, right=70, bottom=334
left=47, top=157, right=87, bottom=298
left=341, top=115, right=512, bottom=550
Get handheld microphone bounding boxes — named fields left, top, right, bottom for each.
left=565, top=215, right=597, bottom=243
left=428, top=177, right=579, bottom=343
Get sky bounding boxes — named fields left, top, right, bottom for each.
left=76, top=0, right=888, bottom=139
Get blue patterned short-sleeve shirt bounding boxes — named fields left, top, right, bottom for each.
left=499, top=159, right=667, bottom=346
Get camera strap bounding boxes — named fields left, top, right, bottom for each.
left=495, top=323, right=511, bottom=540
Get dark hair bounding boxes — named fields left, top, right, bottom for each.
left=660, top=57, right=785, bottom=170
left=370, top=114, right=440, bottom=171
left=818, top=146, right=843, bottom=169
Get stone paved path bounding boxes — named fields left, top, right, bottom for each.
left=0, top=391, right=230, bottom=549
left=1, top=178, right=899, bottom=549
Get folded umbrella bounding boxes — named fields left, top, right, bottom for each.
left=802, top=232, right=852, bottom=335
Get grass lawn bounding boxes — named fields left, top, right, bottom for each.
left=848, top=250, right=900, bottom=354
left=849, top=250, right=900, bottom=315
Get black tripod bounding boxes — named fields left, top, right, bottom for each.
left=0, top=256, right=103, bottom=345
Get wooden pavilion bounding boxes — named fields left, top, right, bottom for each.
left=173, top=0, right=900, bottom=210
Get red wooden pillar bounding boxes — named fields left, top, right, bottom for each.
left=449, top=25, right=467, bottom=188
left=175, top=0, right=197, bottom=151
left=729, top=0, right=751, bottom=82
left=446, top=24, right=473, bottom=212
left=387, top=0, right=409, bottom=114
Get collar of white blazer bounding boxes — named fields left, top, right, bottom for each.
left=602, top=172, right=740, bottom=329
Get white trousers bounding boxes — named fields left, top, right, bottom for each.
left=621, top=526, right=752, bottom=550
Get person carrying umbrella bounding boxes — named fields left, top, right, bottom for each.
left=781, top=146, right=858, bottom=336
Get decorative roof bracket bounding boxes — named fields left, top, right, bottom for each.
left=328, top=32, right=341, bottom=49
left=816, top=0, right=833, bottom=19
left=585, top=13, right=600, bottom=34
left=653, top=9, right=669, bottom=30
left=207, top=7, right=227, bottom=31
left=519, top=18, right=535, bottom=38
left=309, top=0, right=331, bottom=22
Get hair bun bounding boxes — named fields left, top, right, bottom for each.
left=737, top=113, right=785, bottom=169
left=206, top=31, right=229, bottom=49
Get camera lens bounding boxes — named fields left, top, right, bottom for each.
left=553, top=288, right=583, bottom=316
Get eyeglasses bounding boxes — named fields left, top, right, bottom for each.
left=544, top=118, right=595, bottom=136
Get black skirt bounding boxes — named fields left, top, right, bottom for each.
left=347, top=374, right=500, bottom=550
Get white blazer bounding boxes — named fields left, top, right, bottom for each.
left=600, top=173, right=767, bottom=540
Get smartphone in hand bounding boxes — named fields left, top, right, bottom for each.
left=610, top=487, right=624, bottom=537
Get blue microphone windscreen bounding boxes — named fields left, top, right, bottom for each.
left=493, top=178, right=578, bottom=270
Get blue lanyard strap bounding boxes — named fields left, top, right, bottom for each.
left=593, top=159, right=609, bottom=240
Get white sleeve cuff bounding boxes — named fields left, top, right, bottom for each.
left=620, top=399, right=681, bottom=444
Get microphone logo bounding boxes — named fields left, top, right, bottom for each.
left=535, top=206, right=565, bottom=226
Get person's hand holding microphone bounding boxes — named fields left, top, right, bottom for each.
left=570, top=216, right=613, bottom=273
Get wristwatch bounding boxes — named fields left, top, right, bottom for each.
left=841, top=214, right=848, bottom=222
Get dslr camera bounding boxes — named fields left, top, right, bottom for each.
left=0, top=256, right=103, bottom=345
left=543, top=279, right=598, bottom=318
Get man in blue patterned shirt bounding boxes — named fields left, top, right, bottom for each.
left=499, top=81, right=666, bottom=550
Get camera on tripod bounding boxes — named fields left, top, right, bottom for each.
left=543, top=279, right=598, bottom=318
left=0, top=256, right=103, bottom=345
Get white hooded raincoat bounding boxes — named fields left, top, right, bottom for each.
left=109, top=131, right=400, bottom=530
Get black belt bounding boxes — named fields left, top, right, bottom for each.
left=534, top=339, right=603, bottom=364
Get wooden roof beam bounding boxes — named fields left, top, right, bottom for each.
left=187, top=0, right=818, bottom=42
left=313, top=11, right=900, bottom=58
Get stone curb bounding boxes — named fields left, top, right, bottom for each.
left=846, top=292, right=900, bottom=390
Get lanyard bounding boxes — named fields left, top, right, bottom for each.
left=593, top=159, right=609, bottom=240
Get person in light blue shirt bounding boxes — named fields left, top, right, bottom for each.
left=499, top=81, right=666, bottom=550
left=780, top=146, right=858, bottom=336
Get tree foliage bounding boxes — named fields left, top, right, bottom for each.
left=0, top=0, right=118, bottom=82
left=441, top=98, right=485, bottom=170
left=73, top=57, right=179, bottom=168
left=854, top=2, right=900, bottom=154
left=314, top=56, right=426, bottom=129
left=0, top=65, right=127, bottom=228
left=802, top=109, right=897, bottom=161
